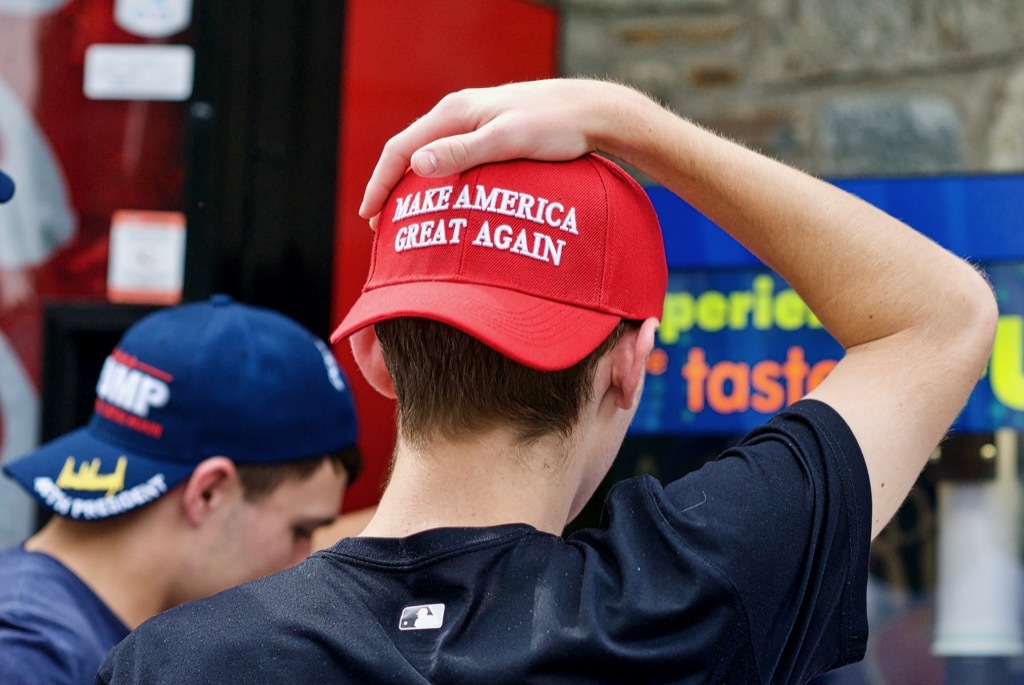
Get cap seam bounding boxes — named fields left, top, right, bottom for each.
left=590, top=155, right=613, bottom=316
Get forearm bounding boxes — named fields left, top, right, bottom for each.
left=362, top=75, right=994, bottom=380
left=591, top=81, right=997, bottom=536
left=593, top=82, right=991, bottom=356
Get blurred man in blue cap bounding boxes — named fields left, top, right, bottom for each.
left=0, top=295, right=362, bottom=685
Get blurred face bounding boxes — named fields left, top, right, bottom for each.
left=202, top=459, right=346, bottom=596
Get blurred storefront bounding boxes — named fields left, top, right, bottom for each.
left=0, top=0, right=192, bottom=542
left=0, top=0, right=558, bottom=538
left=3, top=2, right=1024, bottom=682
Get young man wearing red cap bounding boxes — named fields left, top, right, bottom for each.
left=99, top=79, right=996, bottom=684
left=0, top=296, right=362, bottom=685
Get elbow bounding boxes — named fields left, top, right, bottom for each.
left=953, top=265, right=999, bottom=378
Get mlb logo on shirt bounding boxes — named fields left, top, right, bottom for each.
left=399, top=603, right=445, bottom=631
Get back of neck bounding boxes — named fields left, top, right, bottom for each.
left=361, top=430, right=581, bottom=538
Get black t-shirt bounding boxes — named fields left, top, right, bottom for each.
left=98, top=400, right=871, bottom=684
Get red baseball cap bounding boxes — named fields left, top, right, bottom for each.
left=331, top=154, right=667, bottom=371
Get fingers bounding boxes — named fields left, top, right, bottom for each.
left=359, top=151, right=409, bottom=221
left=360, top=124, right=517, bottom=221
left=358, top=79, right=609, bottom=221
left=361, top=128, right=504, bottom=226
left=360, top=92, right=485, bottom=219
left=417, top=124, right=531, bottom=175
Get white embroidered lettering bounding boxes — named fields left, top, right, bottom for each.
left=561, top=207, right=578, bottom=234
left=393, top=186, right=454, bottom=221
left=448, top=218, right=465, bottom=244
left=392, top=183, right=578, bottom=267
left=95, top=356, right=170, bottom=418
left=544, top=202, right=564, bottom=228
left=472, top=221, right=494, bottom=248
left=498, top=189, right=519, bottom=214
left=535, top=234, right=566, bottom=266
left=494, top=224, right=513, bottom=250
left=515, top=193, right=536, bottom=222
left=34, top=474, right=169, bottom=519
left=510, top=229, right=530, bottom=255
left=395, top=218, right=466, bottom=253
left=453, top=184, right=472, bottom=209
left=474, top=185, right=500, bottom=212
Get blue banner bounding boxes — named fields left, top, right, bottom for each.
left=650, top=173, right=1024, bottom=269
left=635, top=174, right=1024, bottom=436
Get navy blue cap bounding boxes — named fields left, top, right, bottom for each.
left=0, top=169, right=14, bottom=203
left=3, top=296, right=358, bottom=520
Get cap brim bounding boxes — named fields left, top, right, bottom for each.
left=3, top=426, right=196, bottom=520
left=331, top=282, right=622, bottom=372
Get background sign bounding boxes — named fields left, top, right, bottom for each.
left=634, top=174, right=1024, bottom=436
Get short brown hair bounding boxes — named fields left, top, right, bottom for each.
left=374, top=317, right=635, bottom=446
left=236, top=445, right=362, bottom=503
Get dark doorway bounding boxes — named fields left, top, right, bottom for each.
left=183, top=0, right=344, bottom=338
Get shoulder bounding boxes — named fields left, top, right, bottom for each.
left=0, top=546, right=123, bottom=623
left=0, top=548, right=115, bottom=685
left=682, top=399, right=868, bottom=510
left=0, top=545, right=91, bottom=620
left=744, top=398, right=863, bottom=456
left=572, top=401, right=870, bottom=678
left=597, top=400, right=866, bottom=528
left=100, top=558, right=335, bottom=683
left=576, top=399, right=870, bottom=600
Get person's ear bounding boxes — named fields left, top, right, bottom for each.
left=611, top=318, right=659, bottom=411
left=350, top=325, right=397, bottom=399
left=180, top=457, right=239, bottom=526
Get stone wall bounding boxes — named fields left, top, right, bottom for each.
left=547, top=0, right=1024, bottom=178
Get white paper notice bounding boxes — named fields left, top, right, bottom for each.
left=107, top=210, right=187, bottom=305
left=115, top=0, right=193, bottom=39
left=84, top=44, right=194, bottom=101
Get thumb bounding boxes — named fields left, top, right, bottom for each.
left=409, top=126, right=522, bottom=178
left=409, top=149, right=438, bottom=176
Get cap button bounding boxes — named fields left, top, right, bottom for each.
left=209, top=294, right=234, bottom=306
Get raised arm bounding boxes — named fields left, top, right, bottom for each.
left=362, top=78, right=998, bottom=539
